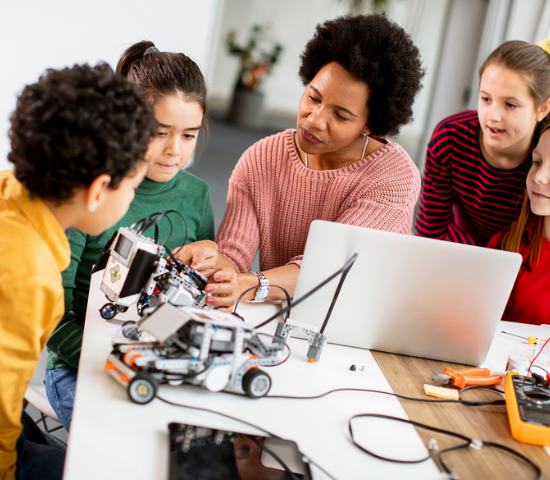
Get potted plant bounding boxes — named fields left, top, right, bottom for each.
left=336, top=0, right=390, bottom=14
left=225, top=24, right=283, bottom=128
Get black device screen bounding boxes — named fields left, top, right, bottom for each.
left=168, top=422, right=314, bottom=480
left=512, top=376, right=550, bottom=426
left=114, top=234, right=133, bottom=259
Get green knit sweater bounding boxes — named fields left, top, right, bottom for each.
left=46, top=170, right=215, bottom=370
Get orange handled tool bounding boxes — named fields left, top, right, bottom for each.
left=431, top=367, right=503, bottom=389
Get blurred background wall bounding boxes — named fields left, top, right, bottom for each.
left=0, top=0, right=222, bottom=171
left=209, top=0, right=550, bottom=169
left=2, top=0, right=550, bottom=171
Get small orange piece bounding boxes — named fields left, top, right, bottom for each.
left=120, top=373, right=130, bottom=383
left=308, top=358, right=317, bottom=363
left=123, top=350, right=143, bottom=368
left=105, top=361, right=116, bottom=371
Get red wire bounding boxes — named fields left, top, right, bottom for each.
left=528, top=336, right=550, bottom=376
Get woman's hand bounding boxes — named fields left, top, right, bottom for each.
left=176, top=240, right=240, bottom=311
left=205, top=268, right=238, bottom=312
left=175, top=240, right=220, bottom=278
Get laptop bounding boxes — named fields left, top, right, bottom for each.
left=291, top=220, right=523, bottom=366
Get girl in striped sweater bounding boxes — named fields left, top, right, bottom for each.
left=416, top=40, right=550, bottom=246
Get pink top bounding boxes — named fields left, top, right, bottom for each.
left=216, top=129, right=421, bottom=272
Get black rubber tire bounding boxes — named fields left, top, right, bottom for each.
left=127, top=372, right=158, bottom=405
left=100, top=303, right=117, bottom=320
left=242, top=369, right=271, bottom=399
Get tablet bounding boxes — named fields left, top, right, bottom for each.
left=168, top=422, right=314, bottom=480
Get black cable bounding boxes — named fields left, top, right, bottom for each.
left=165, top=246, right=187, bottom=273
left=460, top=384, right=505, bottom=396
left=529, top=364, right=550, bottom=377
left=161, top=215, right=174, bottom=246
left=131, top=213, right=158, bottom=233
left=254, top=254, right=358, bottom=330
left=233, top=285, right=291, bottom=321
left=156, top=395, right=336, bottom=480
left=348, top=413, right=542, bottom=480
left=445, top=441, right=541, bottom=480
left=135, top=212, right=162, bottom=242
left=263, top=385, right=505, bottom=407
left=156, top=384, right=509, bottom=478
left=135, top=210, right=188, bottom=247
left=248, top=436, right=302, bottom=480
left=319, top=253, right=357, bottom=334
left=130, top=217, right=146, bottom=230
left=348, top=413, right=467, bottom=464
left=155, top=385, right=516, bottom=479
left=137, top=212, right=161, bottom=235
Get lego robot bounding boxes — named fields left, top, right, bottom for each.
left=94, top=211, right=357, bottom=404
left=106, top=304, right=285, bottom=403
left=93, top=214, right=209, bottom=320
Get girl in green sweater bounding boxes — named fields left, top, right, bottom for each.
left=45, top=41, right=237, bottom=432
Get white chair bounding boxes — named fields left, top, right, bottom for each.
left=24, top=384, right=63, bottom=432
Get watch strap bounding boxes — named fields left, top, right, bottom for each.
left=251, top=271, right=270, bottom=302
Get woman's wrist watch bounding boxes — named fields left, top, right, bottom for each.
left=251, top=271, right=270, bottom=302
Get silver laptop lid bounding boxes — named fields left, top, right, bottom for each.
left=291, top=220, right=522, bottom=366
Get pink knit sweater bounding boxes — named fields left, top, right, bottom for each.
left=216, top=129, right=421, bottom=273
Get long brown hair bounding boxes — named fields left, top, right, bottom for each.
left=116, top=40, right=209, bottom=155
left=501, top=193, right=544, bottom=268
left=479, top=40, right=550, bottom=137
left=500, top=123, right=550, bottom=267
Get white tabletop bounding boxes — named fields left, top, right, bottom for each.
left=64, top=272, right=536, bottom=480
left=481, top=321, right=540, bottom=374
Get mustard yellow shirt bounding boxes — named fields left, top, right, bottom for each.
left=0, top=171, right=70, bottom=480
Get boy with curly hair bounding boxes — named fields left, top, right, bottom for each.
left=0, top=63, right=157, bottom=480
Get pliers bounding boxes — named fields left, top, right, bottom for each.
left=431, top=367, right=503, bottom=389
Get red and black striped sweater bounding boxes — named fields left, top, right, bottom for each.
left=415, top=110, right=531, bottom=246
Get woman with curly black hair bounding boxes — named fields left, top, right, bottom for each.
left=179, top=14, right=424, bottom=301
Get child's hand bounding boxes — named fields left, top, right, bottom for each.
left=175, top=240, right=219, bottom=277
left=204, top=268, right=238, bottom=312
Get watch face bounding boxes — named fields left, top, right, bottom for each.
left=256, top=287, right=269, bottom=301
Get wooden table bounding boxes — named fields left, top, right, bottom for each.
left=373, top=351, right=550, bottom=479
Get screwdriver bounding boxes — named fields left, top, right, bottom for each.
left=501, top=331, right=539, bottom=344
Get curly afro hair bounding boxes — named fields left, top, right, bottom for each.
left=8, top=63, right=157, bottom=202
left=299, top=14, right=424, bottom=138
